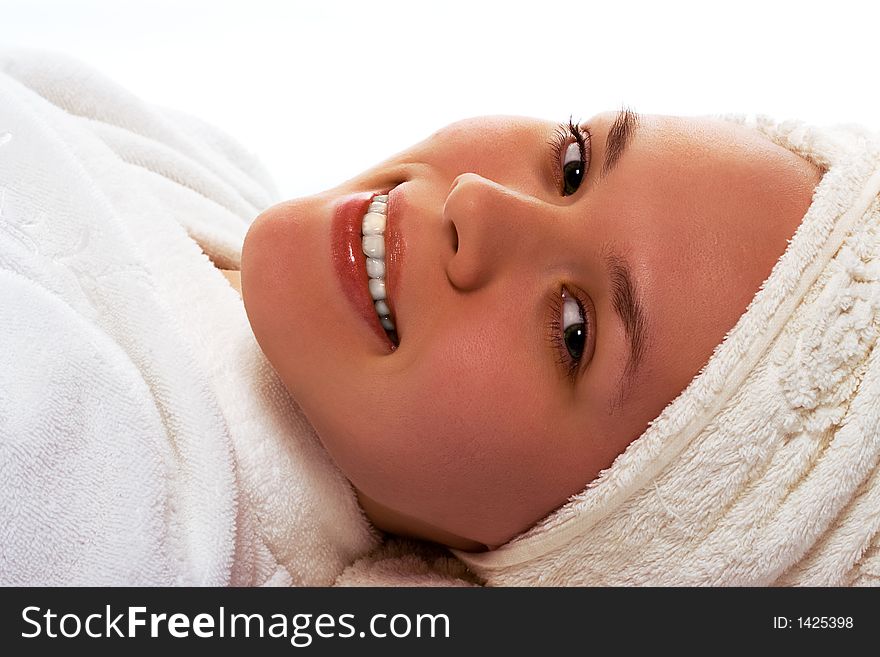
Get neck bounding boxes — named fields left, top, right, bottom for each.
left=355, top=489, right=491, bottom=552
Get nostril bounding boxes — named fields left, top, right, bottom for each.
left=448, top=220, right=459, bottom=253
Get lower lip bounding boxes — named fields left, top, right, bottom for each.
left=331, top=191, right=393, bottom=350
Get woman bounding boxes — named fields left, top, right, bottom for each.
left=240, top=111, right=820, bottom=546
left=240, top=109, right=880, bottom=585
left=2, top=50, right=877, bottom=586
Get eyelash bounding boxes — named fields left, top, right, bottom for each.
left=544, top=286, right=590, bottom=380
left=549, top=117, right=591, bottom=195
left=543, top=118, right=592, bottom=379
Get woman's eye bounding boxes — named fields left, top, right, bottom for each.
left=562, top=141, right=585, bottom=195
left=561, top=287, right=586, bottom=362
left=545, top=285, right=590, bottom=379
left=553, top=119, right=590, bottom=196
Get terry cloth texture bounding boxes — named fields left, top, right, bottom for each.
left=453, top=114, right=880, bottom=586
left=0, top=49, right=380, bottom=585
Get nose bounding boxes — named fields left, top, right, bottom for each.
left=443, top=173, right=556, bottom=291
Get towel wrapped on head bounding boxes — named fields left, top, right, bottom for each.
left=453, top=115, right=880, bottom=586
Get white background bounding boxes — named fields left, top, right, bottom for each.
left=3, top=0, right=879, bottom=199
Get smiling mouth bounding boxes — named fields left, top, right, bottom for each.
left=361, top=192, right=399, bottom=347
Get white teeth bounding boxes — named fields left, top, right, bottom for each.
left=361, top=192, right=398, bottom=342
left=365, top=257, right=385, bottom=278
left=368, top=277, right=385, bottom=300
left=362, top=212, right=386, bottom=235
left=361, top=235, right=385, bottom=258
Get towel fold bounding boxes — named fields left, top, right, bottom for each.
left=0, top=49, right=379, bottom=586
left=453, top=115, right=880, bottom=586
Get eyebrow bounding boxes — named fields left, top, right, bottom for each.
left=601, top=108, right=641, bottom=179
left=603, top=249, right=651, bottom=412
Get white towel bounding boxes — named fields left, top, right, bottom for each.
left=453, top=115, right=880, bottom=586
left=0, top=49, right=379, bottom=586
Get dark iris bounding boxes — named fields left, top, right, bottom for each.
left=564, top=323, right=586, bottom=360
left=563, top=160, right=584, bottom=195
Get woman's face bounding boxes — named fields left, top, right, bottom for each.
left=241, top=112, right=820, bottom=549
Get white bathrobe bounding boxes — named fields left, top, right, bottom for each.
left=0, top=49, right=381, bottom=586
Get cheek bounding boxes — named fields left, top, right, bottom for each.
left=340, top=325, right=578, bottom=540
left=334, top=330, right=527, bottom=489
